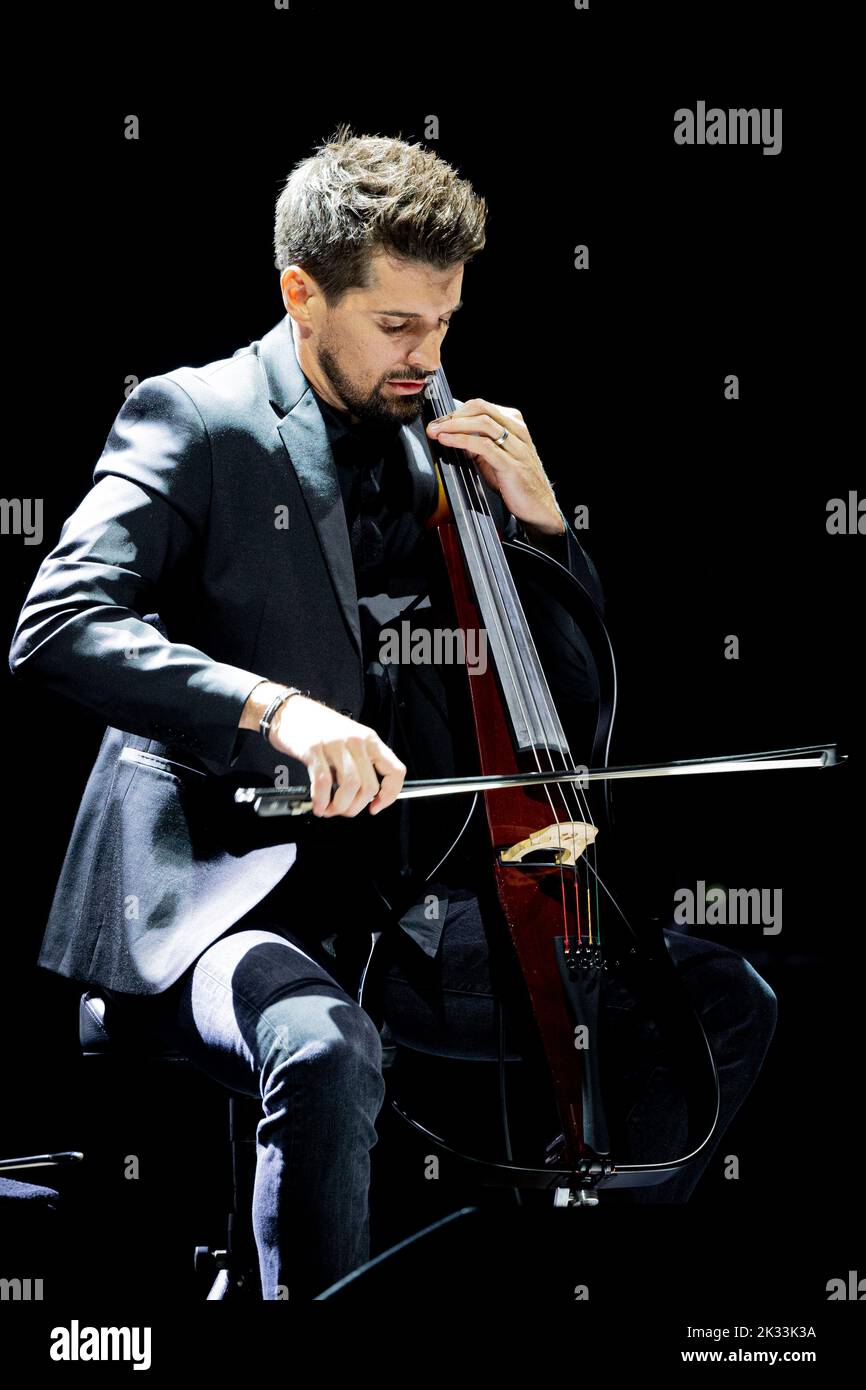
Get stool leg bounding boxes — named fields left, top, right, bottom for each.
left=227, top=1095, right=260, bottom=1295
left=193, top=1096, right=261, bottom=1300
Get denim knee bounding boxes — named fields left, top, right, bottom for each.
left=258, top=996, right=386, bottom=1117
left=667, top=931, right=779, bottom=1052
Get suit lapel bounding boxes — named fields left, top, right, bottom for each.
left=257, top=314, right=361, bottom=660
left=256, top=313, right=442, bottom=665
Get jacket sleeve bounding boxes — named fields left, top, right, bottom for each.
left=7, top=375, right=266, bottom=777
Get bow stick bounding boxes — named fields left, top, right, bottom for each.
left=233, top=742, right=846, bottom=817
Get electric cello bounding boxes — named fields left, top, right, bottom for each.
left=235, top=365, right=845, bottom=1203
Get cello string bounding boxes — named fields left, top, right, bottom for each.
left=427, top=375, right=629, bottom=941
left=424, top=379, right=557, bottom=818
left=426, top=379, right=578, bottom=857
left=426, top=377, right=581, bottom=942
left=456, top=448, right=627, bottom=938
left=452, top=437, right=615, bottom=939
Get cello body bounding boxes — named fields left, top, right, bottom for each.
left=359, top=383, right=720, bottom=1193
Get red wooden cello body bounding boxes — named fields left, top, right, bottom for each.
left=379, top=366, right=720, bottom=1197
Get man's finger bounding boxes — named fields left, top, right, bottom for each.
left=367, top=748, right=407, bottom=814
left=307, top=750, right=337, bottom=817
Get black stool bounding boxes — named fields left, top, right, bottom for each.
left=79, top=990, right=261, bottom=1299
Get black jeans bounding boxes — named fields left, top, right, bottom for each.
left=105, top=883, right=777, bottom=1297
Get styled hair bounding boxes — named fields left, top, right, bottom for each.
left=273, top=124, right=487, bottom=304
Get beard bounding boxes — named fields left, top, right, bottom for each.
left=317, top=335, right=427, bottom=429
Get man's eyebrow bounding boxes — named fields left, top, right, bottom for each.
left=371, top=300, right=463, bottom=318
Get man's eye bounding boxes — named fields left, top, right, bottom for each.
left=381, top=321, right=451, bottom=335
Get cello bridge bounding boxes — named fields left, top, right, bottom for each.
left=499, top=821, right=598, bottom=868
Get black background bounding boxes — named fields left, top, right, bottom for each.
left=0, top=2, right=860, bottom=1359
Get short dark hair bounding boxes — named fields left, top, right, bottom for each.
left=273, top=124, right=487, bottom=305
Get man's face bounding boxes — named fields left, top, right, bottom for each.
left=285, top=251, right=464, bottom=427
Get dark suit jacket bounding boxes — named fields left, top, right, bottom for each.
left=8, top=313, right=605, bottom=995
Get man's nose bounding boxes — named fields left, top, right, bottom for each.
left=407, top=332, right=443, bottom=375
